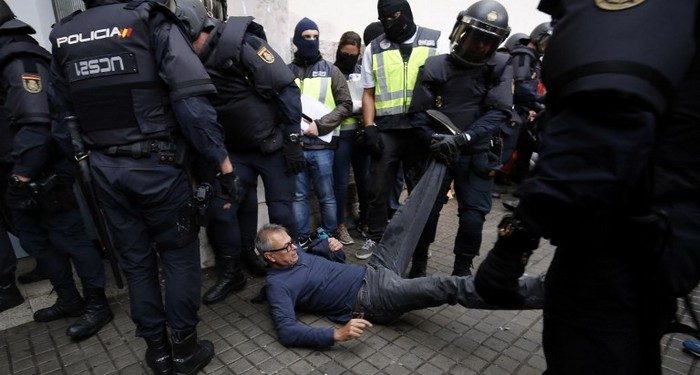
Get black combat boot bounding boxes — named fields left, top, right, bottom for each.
left=240, top=246, right=267, bottom=277
left=145, top=330, right=173, bottom=375
left=202, top=255, right=247, bottom=305
left=452, top=254, right=475, bottom=277
left=171, top=328, right=214, bottom=375
left=407, top=245, right=429, bottom=279
left=66, top=287, right=113, bottom=339
left=0, top=277, right=24, bottom=313
left=33, top=285, right=85, bottom=322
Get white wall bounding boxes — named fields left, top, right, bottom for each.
left=225, top=1, right=549, bottom=63
left=6, top=0, right=56, bottom=50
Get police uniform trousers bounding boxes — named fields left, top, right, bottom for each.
left=232, top=148, right=297, bottom=245
left=418, top=152, right=496, bottom=259
left=9, top=203, right=105, bottom=291
left=518, top=105, right=675, bottom=375
left=366, top=128, right=428, bottom=242
left=90, top=151, right=201, bottom=338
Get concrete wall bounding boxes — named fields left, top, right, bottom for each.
left=6, top=0, right=55, bottom=49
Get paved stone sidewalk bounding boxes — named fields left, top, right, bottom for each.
left=1, top=195, right=699, bottom=374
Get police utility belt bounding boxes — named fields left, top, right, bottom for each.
left=102, top=140, right=181, bottom=163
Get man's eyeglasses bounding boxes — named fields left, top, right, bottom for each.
left=268, top=241, right=295, bottom=253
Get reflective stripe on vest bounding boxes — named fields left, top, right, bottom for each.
left=372, top=46, right=437, bottom=117
left=294, top=75, right=339, bottom=136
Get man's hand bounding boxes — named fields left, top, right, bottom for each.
left=430, top=133, right=468, bottom=164
left=327, top=237, right=343, bottom=252
left=304, top=121, right=319, bottom=137
left=333, top=319, right=372, bottom=342
left=363, top=126, right=383, bottom=157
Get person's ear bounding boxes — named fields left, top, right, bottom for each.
left=263, top=253, right=274, bottom=263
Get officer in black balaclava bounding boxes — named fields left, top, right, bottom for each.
left=1, top=0, right=113, bottom=339
left=355, top=0, right=441, bottom=261
left=50, top=0, right=236, bottom=373
left=377, top=0, right=416, bottom=43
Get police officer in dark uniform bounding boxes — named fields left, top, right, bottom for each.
left=474, top=1, right=700, bottom=373
left=0, top=0, right=114, bottom=339
left=174, top=0, right=304, bottom=304
left=407, top=0, right=512, bottom=278
left=0, top=108, right=23, bottom=314
left=506, top=22, right=550, bottom=183
left=50, top=1, right=236, bottom=373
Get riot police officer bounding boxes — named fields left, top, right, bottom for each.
left=506, top=22, right=550, bottom=183
left=475, top=1, right=700, bottom=373
left=0, top=0, right=113, bottom=338
left=174, top=0, right=305, bottom=304
left=408, top=0, right=513, bottom=277
left=356, top=0, right=441, bottom=259
left=50, top=1, right=236, bottom=373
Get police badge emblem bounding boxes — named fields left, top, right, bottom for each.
left=595, top=0, right=646, bottom=11
left=257, top=47, right=275, bottom=64
left=21, top=74, right=42, bottom=94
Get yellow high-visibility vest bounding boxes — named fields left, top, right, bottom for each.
left=371, top=27, right=440, bottom=117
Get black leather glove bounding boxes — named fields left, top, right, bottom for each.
left=363, top=126, right=383, bottom=157
left=474, top=215, right=541, bottom=308
left=282, top=141, right=305, bottom=175
left=429, top=133, right=468, bottom=164
left=4, top=182, right=36, bottom=210
left=217, top=172, right=242, bottom=204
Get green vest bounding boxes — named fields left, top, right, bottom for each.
left=371, top=27, right=440, bottom=117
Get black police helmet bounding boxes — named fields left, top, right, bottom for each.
left=449, top=0, right=510, bottom=66
left=503, top=32, right=528, bottom=52
left=528, top=22, right=552, bottom=54
left=0, top=0, right=35, bottom=34
left=175, top=0, right=211, bottom=42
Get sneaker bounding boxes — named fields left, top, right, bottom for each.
left=683, top=338, right=700, bottom=357
left=335, top=225, right=355, bottom=245
left=355, top=239, right=376, bottom=260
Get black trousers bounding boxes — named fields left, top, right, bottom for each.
left=91, top=152, right=201, bottom=338
left=11, top=206, right=105, bottom=291
left=366, top=129, right=428, bottom=242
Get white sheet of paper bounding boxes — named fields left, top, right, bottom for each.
left=300, top=94, right=334, bottom=143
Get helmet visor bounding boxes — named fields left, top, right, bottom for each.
left=450, top=18, right=506, bottom=65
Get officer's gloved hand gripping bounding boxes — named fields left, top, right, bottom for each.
left=282, top=138, right=305, bottom=175
left=474, top=215, right=541, bottom=308
left=217, top=171, right=242, bottom=204
left=430, top=132, right=469, bottom=164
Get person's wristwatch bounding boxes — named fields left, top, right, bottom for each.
left=286, top=133, right=301, bottom=144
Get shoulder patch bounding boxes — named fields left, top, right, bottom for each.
left=21, top=73, right=42, bottom=94
left=594, top=0, right=645, bottom=11
left=257, top=46, right=275, bottom=64
left=379, top=39, right=392, bottom=50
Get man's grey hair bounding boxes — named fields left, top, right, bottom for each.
left=254, top=223, right=289, bottom=254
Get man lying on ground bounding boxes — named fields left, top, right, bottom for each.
left=255, top=223, right=544, bottom=348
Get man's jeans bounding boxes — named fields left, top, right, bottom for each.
left=353, top=162, right=545, bottom=323
left=294, top=149, right=337, bottom=239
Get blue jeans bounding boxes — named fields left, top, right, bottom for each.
left=294, top=149, right=337, bottom=239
